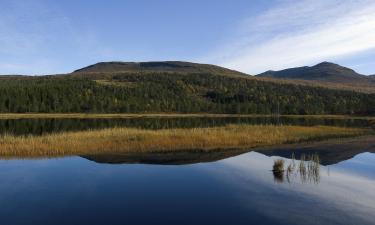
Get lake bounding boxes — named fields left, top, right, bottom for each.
left=0, top=136, right=374, bottom=225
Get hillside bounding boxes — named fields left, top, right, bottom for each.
left=257, top=62, right=375, bottom=93
left=0, top=61, right=375, bottom=115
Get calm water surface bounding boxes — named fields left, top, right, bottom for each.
left=0, top=143, right=374, bottom=225
left=0, top=116, right=371, bottom=135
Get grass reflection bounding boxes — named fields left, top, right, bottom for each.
left=273, top=153, right=320, bottom=184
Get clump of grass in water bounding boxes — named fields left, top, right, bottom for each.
left=299, top=154, right=307, bottom=182
left=288, top=153, right=296, bottom=172
left=307, top=154, right=320, bottom=184
left=286, top=153, right=296, bottom=183
left=273, top=159, right=285, bottom=183
left=273, top=159, right=285, bottom=172
left=274, top=153, right=321, bottom=184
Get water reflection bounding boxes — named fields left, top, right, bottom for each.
left=75, top=136, right=375, bottom=167
left=256, top=135, right=375, bottom=165
left=217, top=151, right=375, bottom=225
left=272, top=154, right=321, bottom=184
left=81, top=149, right=248, bottom=165
left=0, top=116, right=371, bottom=136
left=0, top=146, right=374, bottom=224
left=272, top=159, right=286, bottom=183
left=273, top=170, right=285, bottom=183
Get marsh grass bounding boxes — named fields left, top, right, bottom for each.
left=279, top=153, right=321, bottom=184
left=273, top=159, right=285, bottom=183
left=0, top=124, right=372, bottom=157
left=273, top=159, right=285, bottom=172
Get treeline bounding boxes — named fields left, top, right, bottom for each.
left=0, top=72, right=374, bottom=115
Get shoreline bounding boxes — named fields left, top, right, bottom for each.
left=0, top=113, right=374, bottom=120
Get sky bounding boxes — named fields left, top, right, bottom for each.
left=1, top=0, right=375, bottom=75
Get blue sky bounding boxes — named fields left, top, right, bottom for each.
left=1, top=0, right=375, bottom=75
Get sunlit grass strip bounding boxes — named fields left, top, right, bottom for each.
left=0, top=125, right=372, bottom=157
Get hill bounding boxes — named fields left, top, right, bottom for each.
left=257, top=62, right=371, bottom=83
left=0, top=61, right=374, bottom=115
left=73, top=61, right=248, bottom=77
left=257, top=62, right=375, bottom=93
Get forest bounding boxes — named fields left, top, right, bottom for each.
left=0, top=72, right=374, bottom=115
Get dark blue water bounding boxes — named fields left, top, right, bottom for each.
left=0, top=149, right=374, bottom=225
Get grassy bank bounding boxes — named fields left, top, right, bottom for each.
left=0, top=113, right=374, bottom=120
left=0, top=125, right=372, bottom=157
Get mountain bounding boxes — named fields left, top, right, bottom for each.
left=73, top=61, right=247, bottom=77
left=0, top=75, right=27, bottom=79
left=257, top=62, right=374, bottom=84
left=0, top=61, right=375, bottom=115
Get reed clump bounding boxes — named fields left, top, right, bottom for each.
left=273, top=159, right=285, bottom=183
left=273, top=159, right=285, bottom=172
left=278, top=153, right=321, bottom=184
left=0, top=124, right=372, bottom=157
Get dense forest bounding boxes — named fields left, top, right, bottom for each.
left=0, top=70, right=375, bottom=115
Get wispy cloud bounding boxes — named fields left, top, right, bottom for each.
left=204, top=0, right=375, bottom=74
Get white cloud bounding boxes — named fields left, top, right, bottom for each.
left=204, top=0, right=375, bottom=74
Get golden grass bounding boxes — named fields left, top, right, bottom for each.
left=0, top=125, right=372, bottom=157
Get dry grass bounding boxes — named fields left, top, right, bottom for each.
left=0, top=125, right=372, bottom=157
left=273, top=159, right=285, bottom=172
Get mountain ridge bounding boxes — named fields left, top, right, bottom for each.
left=257, top=62, right=373, bottom=84
left=73, top=61, right=249, bottom=77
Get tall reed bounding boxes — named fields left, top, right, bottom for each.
left=275, top=153, right=321, bottom=184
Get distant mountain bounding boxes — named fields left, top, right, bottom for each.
left=0, top=75, right=27, bottom=79
left=73, top=61, right=247, bottom=77
left=257, top=62, right=374, bottom=84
